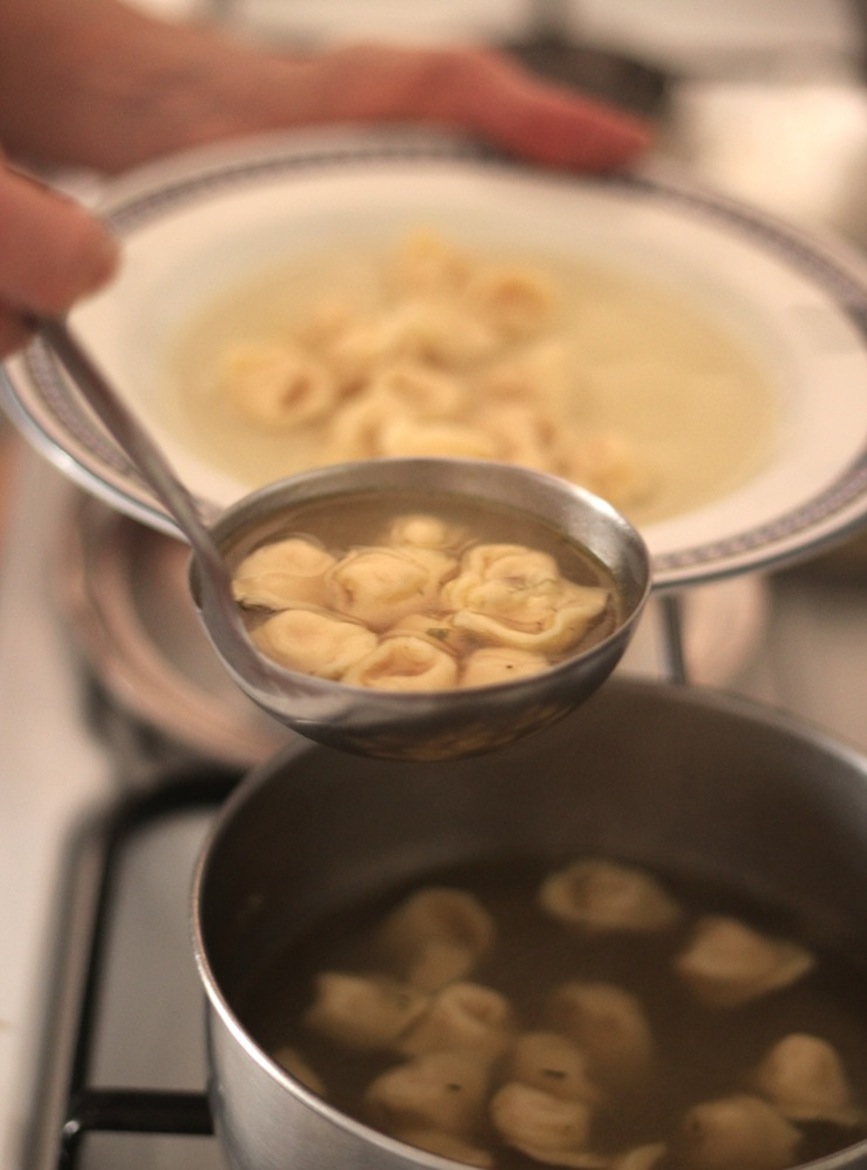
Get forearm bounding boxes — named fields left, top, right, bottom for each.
left=0, top=0, right=277, bottom=172
left=0, top=0, right=650, bottom=176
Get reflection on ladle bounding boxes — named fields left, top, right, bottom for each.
left=39, top=319, right=651, bottom=761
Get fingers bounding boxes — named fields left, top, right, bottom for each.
left=438, top=48, right=654, bottom=171
left=275, top=44, right=652, bottom=172
left=0, top=161, right=119, bottom=357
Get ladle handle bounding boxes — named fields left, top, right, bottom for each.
left=38, top=318, right=225, bottom=575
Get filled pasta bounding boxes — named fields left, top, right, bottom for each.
left=506, top=1031, right=601, bottom=1105
left=539, top=859, right=682, bottom=934
left=489, top=1082, right=600, bottom=1168
left=749, top=1033, right=864, bottom=1127
left=672, top=1094, right=802, bottom=1170
left=302, top=972, right=428, bottom=1050
left=246, top=855, right=866, bottom=1170
left=230, top=500, right=617, bottom=690
left=397, top=981, right=516, bottom=1065
left=673, top=916, right=815, bottom=1009
left=374, top=887, right=496, bottom=992
left=232, top=536, right=335, bottom=609
left=545, top=981, right=654, bottom=1092
left=365, top=1050, right=491, bottom=1137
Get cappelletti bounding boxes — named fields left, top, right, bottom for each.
left=214, top=229, right=655, bottom=512
left=231, top=509, right=614, bottom=691
left=251, top=861, right=865, bottom=1170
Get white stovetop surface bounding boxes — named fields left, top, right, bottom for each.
left=3, top=3, right=867, bottom=1168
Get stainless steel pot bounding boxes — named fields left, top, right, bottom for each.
left=191, top=677, right=867, bottom=1170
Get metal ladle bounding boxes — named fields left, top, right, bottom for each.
left=40, top=319, right=652, bottom=761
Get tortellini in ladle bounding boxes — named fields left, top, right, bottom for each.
left=231, top=508, right=614, bottom=691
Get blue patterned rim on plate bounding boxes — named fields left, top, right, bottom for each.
left=4, top=129, right=867, bottom=588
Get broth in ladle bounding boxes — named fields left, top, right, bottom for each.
left=226, top=494, right=621, bottom=691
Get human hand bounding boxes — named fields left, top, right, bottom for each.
left=222, top=43, right=653, bottom=174
left=0, top=8, right=652, bottom=176
left=0, top=151, right=119, bottom=358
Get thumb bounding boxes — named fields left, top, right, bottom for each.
left=0, top=162, right=120, bottom=318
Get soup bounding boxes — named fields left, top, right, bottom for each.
left=237, top=857, right=867, bottom=1170
left=226, top=494, right=620, bottom=691
left=166, top=230, right=778, bottom=526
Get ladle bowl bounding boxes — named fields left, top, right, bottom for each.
left=41, top=319, right=650, bottom=761
left=192, top=458, right=651, bottom=760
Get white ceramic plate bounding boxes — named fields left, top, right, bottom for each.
left=5, top=127, right=867, bottom=590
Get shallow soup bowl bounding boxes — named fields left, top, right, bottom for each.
left=191, top=677, right=867, bottom=1170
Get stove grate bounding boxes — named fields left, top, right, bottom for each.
left=47, top=767, right=240, bottom=1169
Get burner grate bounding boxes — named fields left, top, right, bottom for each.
left=37, top=768, right=240, bottom=1170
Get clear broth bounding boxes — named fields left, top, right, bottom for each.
left=166, top=241, right=779, bottom=527
left=237, top=859, right=867, bottom=1169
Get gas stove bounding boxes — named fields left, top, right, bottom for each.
left=4, top=4, right=867, bottom=1168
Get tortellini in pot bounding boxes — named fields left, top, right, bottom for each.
left=452, top=598, right=607, bottom=656
left=749, top=1033, right=864, bottom=1127
left=387, top=611, right=474, bottom=657
left=672, top=1093, right=802, bottom=1170
left=267, top=853, right=866, bottom=1170
left=506, top=1031, right=601, bottom=1105
left=539, top=858, right=682, bottom=934
left=364, top=1050, right=491, bottom=1138
left=397, top=981, right=516, bottom=1065
left=489, top=1082, right=601, bottom=1169
left=302, top=972, right=428, bottom=1051
left=374, top=887, right=496, bottom=992
left=673, top=916, right=815, bottom=1009
left=545, top=981, right=654, bottom=1092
